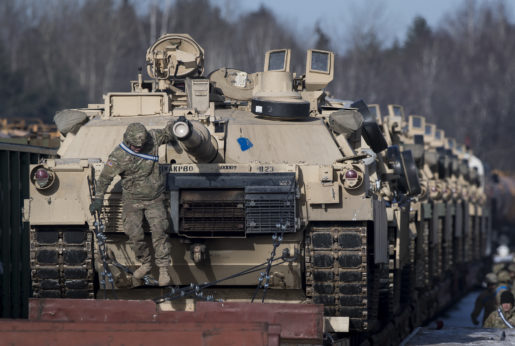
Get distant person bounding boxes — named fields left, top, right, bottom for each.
left=495, top=270, right=512, bottom=304
left=484, top=291, right=515, bottom=328
left=471, top=273, right=498, bottom=326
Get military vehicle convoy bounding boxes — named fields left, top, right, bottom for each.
left=25, top=33, right=490, bottom=344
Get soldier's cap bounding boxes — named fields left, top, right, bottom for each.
left=508, top=263, right=515, bottom=273
left=501, top=290, right=515, bottom=305
left=486, top=272, right=498, bottom=285
left=124, top=123, right=148, bottom=147
left=498, top=270, right=511, bottom=283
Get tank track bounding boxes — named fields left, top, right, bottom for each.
left=415, top=220, right=429, bottom=289
left=305, top=222, right=378, bottom=331
left=400, top=239, right=415, bottom=306
left=388, top=226, right=399, bottom=316
left=30, top=227, right=94, bottom=298
left=443, top=208, right=453, bottom=272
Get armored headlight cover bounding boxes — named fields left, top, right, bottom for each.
left=341, top=166, right=364, bottom=190
left=30, top=165, right=57, bottom=191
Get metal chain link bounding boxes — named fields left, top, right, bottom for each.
left=88, top=176, right=116, bottom=299
left=252, top=222, right=287, bottom=303
left=153, top=249, right=297, bottom=304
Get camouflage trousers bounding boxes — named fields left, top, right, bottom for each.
left=122, top=194, right=170, bottom=267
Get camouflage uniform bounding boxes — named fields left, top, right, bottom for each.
left=483, top=307, right=515, bottom=328
left=93, top=122, right=175, bottom=276
left=484, top=291, right=515, bottom=328
left=122, top=196, right=169, bottom=267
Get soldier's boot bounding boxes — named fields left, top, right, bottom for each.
left=133, top=262, right=152, bottom=280
left=158, top=267, right=171, bottom=286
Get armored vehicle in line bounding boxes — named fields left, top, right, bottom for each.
left=27, top=33, right=393, bottom=333
left=25, top=33, right=490, bottom=344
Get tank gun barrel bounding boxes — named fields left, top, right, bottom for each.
left=173, top=119, right=219, bottom=163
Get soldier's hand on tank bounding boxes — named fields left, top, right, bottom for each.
left=89, top=198, right=103, bottom=215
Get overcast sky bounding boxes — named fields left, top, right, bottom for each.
left=209, top=0, right=512, bottom=52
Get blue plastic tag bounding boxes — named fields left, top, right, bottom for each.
left=237, top=137, right=253, bottom=151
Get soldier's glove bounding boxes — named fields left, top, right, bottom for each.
left=89, top=198, right=103, bottom=215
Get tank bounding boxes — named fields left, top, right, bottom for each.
left=25, top=33, right=491, bottom=343
left=25, top=33, right=389, bottom=331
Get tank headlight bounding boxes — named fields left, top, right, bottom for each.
left=31, top=166, right=56, bottom=191
left=341, top=167, right=363, bottom=190
left=35, top=168, right=50, bottom=187
left=345, top=169, right=358, bottom=179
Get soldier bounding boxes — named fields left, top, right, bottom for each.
left=495, top=270, right=512, bottom=304
left=484, top=291, right=515, bottom=328
left=471, top=273, right=498, bottom=326
left=89, top=121, right=176, bottom=286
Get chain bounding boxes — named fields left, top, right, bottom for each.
left=251, top=222, right=286, bottom=303
left=87, top=176, right=117, bottom=299
left=109, top=259, right=158, bottom=286
left=153, top=248, right=297, bottom=304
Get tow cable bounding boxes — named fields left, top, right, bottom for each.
left=252, top=223, right=287, bottom=303
left=153, top=244, right=297, bottom=304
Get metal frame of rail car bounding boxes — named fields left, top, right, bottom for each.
left=0, top=142, right=57, bottom=319
left=0, top=298, right=325, bottom=345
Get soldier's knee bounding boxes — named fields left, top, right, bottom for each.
left=148, top=218, right=169, bottom=235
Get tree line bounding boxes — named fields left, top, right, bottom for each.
left=0, top=0, right=513, bottom=170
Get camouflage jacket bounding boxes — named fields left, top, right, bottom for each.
left=483, top=307, right=515, bottom=328
left=96, top=127, right=174, bottom=201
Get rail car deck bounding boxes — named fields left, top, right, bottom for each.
left=0, top=298, right=325, bottom=345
